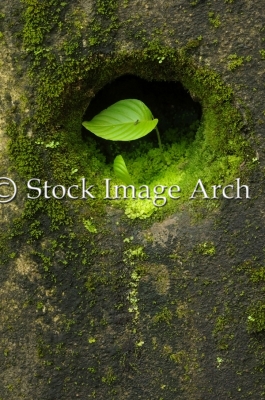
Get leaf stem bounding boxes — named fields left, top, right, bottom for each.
left=155, top=125, right=167, bottom=164
left=155, top=126, right=163, bottom=152
left=156, top=126, right=166, bottom=164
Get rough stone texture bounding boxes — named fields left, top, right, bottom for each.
left=1, top=1, right=265, bottom=399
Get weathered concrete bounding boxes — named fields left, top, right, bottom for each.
left=1, top=1, right=265, bottom=399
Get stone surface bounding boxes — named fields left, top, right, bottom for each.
left=1, top=1, right=265, bottom=399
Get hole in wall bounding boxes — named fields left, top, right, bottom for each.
left=82, top=74, right=202, bottom=163
left=75, top=60, right=249, bottom=219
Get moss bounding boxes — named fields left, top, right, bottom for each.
left=101, top=367, right=117, bottom=385
left=247, top=302, right=265, bottom=333
left=235, top=262, right=265, bottom=334
left=185, top=36, right=203, bottom=49
left=153, top=307, right=173, bottom=325
left=196, top=241, right=216, bottom=256
left=250, top=266, right=265, bottom=282
left=83, top=218, right=97, bottom=233
left=259, top=49, right=265, bottom=59
left=208, top=12, right=221, bottom=28
left=227, top=54, right=252, bottom=71
left=212, top=307, right=234, bottom=350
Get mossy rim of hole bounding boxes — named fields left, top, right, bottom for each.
left=9, top=50, right=254, bottom=223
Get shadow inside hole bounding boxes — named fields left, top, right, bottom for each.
left=82, top=74, right=202, bottom=163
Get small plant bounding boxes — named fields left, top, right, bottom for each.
left=82, top=99, right=161, bottom=184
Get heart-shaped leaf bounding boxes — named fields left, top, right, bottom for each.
left=82, top=99, right=158, bottom=141
left=113, top=155, right=133, bottom=185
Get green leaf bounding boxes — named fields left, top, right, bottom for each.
left=113, top=155, right=133, bottom=185
left=82, top=99, right=158, bottom=141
